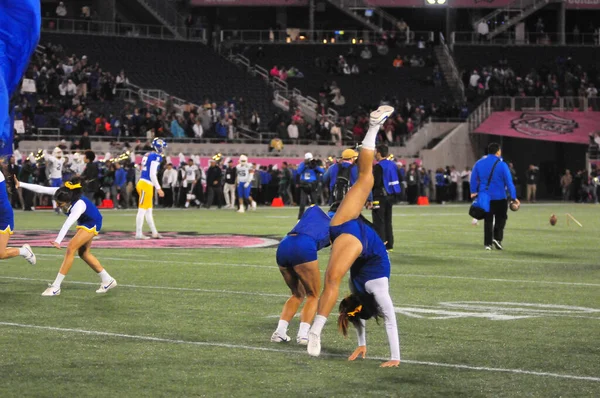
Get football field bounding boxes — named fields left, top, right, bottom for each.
left=1, top=204, right=599, bottom=397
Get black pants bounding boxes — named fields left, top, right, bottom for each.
left=484, top=199, right=508, bottom=246
left=205, top=186, right=222, bottom=209
left=406, top=185, right=418, bottom=204
left=436, top=185, right=446, bottom=203
left=162, top=187, right=173, bottom=207
left=298, top=184, right=317, bottom=219
left=372, top=196, right=393, bottom=250
left=462, top=181, right=471, bottom=202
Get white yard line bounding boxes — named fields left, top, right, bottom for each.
left=0, top=276, right=288, bottom=297
left=30, top=254, right=600, bottom=288
left=1, top=321, right=598, bottom=383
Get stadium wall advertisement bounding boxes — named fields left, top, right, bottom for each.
left=474, top=112, right=600, bottom=144
left=191, top=0, right=600, bottom=7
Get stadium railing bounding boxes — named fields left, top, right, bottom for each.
left=489, top=96, right=594, bottom=112
left=451, top=31, right=600, bottom=47
left=41, top=18, right=206, bottom=43
left=219, top=29, right=434, bottom=45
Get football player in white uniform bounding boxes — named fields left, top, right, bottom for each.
left=236, top=155, right=257, bottom=213
left=44, top=147, right=67, bottom=214
left=182, top=158, right=201, bottom=208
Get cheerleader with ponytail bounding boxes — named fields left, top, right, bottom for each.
left=16, top=176, right=117, bottom=296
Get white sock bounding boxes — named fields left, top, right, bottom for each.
left=362, top=124, right=380, bottom=150
left=52, top=200, right=57, bottom=209
left=276, top=320, right=289, bottom=336
left=309, top=315, right=327, bottom=336
left=145, top=208, right=158, bottom=235
left=19, top=246, right=28, bottom=256
left=298, top=322, right=310, bottom=338
left=52, top=273, right=66, bottom=288
left=136, top=208, right=146, bottom=236
left=98, top=269, right=112, bottom=283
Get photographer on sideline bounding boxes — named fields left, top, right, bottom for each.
left=296, top=152, right=325, bottom=219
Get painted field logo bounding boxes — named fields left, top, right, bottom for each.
left=10, top=230, right=279, bottom=249
left=511, top=113, right=578, bottom=137
left=395, top=301, right=600, bottom=321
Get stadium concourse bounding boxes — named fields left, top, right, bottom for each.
left=2, top=0, right=600, bottom=396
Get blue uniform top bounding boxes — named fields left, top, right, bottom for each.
left=330, top=217, right=390, bottom=294
left=68, top=196, right=103, bottom=231
left=289, top=205, right=331, bottom=251
left=471, top=155, right=517, bottom=201
left=324, top=162, right=358, bottom=191
left=435, top=172, right=446, bottom=186
left=114, top=168, right=127, bottom=186
left=297, top=162, right=325, bottom=183
left=0, top=174, right=11, bottom=211
left=140, top=152, right=163, bottom=182
left=379, top=159, right=401, bottom=195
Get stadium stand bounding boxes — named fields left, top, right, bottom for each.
left=40, top=33, right=277, bottom=129
left=237, top=43, right=456, bottom=114
left=453, top=45, right=600, bottom=104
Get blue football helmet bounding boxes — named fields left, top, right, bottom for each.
left=152, top=138, right=167, bottom=153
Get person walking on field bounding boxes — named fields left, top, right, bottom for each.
left=470, top=143, right=519, bottom=251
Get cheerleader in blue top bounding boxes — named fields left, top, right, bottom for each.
left=272, top=205, right=330, bottom=345
left=16, top=177, right=117, bottom=297
left=307, top=106, right=400, bottom=367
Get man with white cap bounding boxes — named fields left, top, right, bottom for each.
left=296, top=152, right=324, bottom=219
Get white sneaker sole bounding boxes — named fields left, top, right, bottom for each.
left=96, top=279, right=117, bottom=294
left=370, top=105, right=395, bottom=126
left=307, top=332, right=321, bottom=357
left=22, top=244, right=36, bottom=265
left=135, top=236, right=151, bottom=240
left=297, top=337, right=309, bottom=346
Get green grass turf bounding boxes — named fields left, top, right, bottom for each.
left=1, top=204, right=599, bottom=397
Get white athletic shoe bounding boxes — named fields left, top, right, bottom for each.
left=270, top=331, right=291, bottom=343
left=471, top=218, right=479, bottom=226
left=369, top=105, right=395, bottom=127
left=96, top=278, right=117, bottom=294
left=237, top=205, right=245, bottom=213
left=21, top=244, right=36, bottom=265
left=297, top=336, right=309, bottom=346
left=41, top=284, right=61, bottom=296
left=307, top=332, right=321, bottom=357
left=151, top=233, right=164, bottom=239
left=135, top=235, right=151, bottom=240
left=251, top=201, right=257, bottom=211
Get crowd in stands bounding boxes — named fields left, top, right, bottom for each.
left=15, top=42, right=264, bottom=143
left=463, top=51, right=600, bottom=106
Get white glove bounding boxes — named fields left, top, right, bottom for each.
left=244, top=182, right=250, bottom=188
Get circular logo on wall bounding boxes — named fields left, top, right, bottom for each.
left=10, top=231, right=280, bottom=249
left=511, top=112, right=578, bottom=137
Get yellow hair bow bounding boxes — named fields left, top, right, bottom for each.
left=347, top=305, right=362, bottom=317
left=65, top=182, right=82, bottom=190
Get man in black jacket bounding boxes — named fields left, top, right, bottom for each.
left=370, top=145, right=401, bottom=251
left=205, top=159, right=222, bottom=209
left=82, top=150, right=99, bottom=203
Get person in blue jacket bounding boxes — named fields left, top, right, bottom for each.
left=296, top=153, right=325, bottom=219
left=435, top=168, right=446, bottom=204
left=470, top=142, right=519, bottom=251
left=323, top=148, right=358, bottom=205
left=272, top=205, right=330, bottom=345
